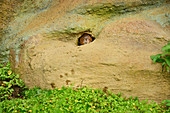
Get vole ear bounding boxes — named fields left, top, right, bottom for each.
left=79, top=36, right=85, bottom=45
left=88, top=35, right=92, bottom=42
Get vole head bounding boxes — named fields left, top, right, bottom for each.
left=83, top=35, right=92, bottom=44
left=77, top=33, right=95, bottom=46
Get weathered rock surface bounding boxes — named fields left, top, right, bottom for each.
left=0, top=0, right=170, bottom=103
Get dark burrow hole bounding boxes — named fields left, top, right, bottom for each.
left=77, top=33, right=95, bottom=46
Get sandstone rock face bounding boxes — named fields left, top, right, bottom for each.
left=0, top=0, right=169, bottom=103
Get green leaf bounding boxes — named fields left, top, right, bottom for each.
left=161, top=44, right=170, bottom=52
left=166, top=103, right=170, bottom=107
left=3, top=81, right=9, bottom=85
left=165, top=56, right=170, bottom=67
left=161, top=51, right=170, bottom=57
left=16, top=74, right=20, bottom=79
left=8, top=84, right=12, bottom=88
left=2, top=67, right=9, bottom=70
left=165, top=100, right=170, bottom=103
left=0, top=102, right=2, bottom=113
left=117, top=92, right=121, bottom=97
left=162, top=62, right=166, bottom=67
left=150, top=54, right=162, bottom=63
left=155, top=58, right=165, bottom=63
left=10, top=89, right=14, bottom=92
left=166, top=67, right=170, bottom=72
left=150, top=55, right=156, bottom=60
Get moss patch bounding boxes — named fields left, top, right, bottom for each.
left=75, top=1, right=163, bottom=18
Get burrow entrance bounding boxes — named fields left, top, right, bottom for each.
left=77, top=33, right=95, bottom=46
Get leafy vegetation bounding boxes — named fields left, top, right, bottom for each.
left=0, top=62, right=26, bottom=101
left=165, top=100, right=170, bottom=107
left=151, top=41, right=170, bottom=72
left=0, top=86, right=169, bottom=113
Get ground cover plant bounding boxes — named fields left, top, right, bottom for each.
left=151, top=41, right=170, bottom=72
left=0, top=62, right=26, bottom=101
left=0, top=86, right=170, bottom=113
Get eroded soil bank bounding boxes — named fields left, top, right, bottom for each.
left=0, top=0, right=169, bottom=103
